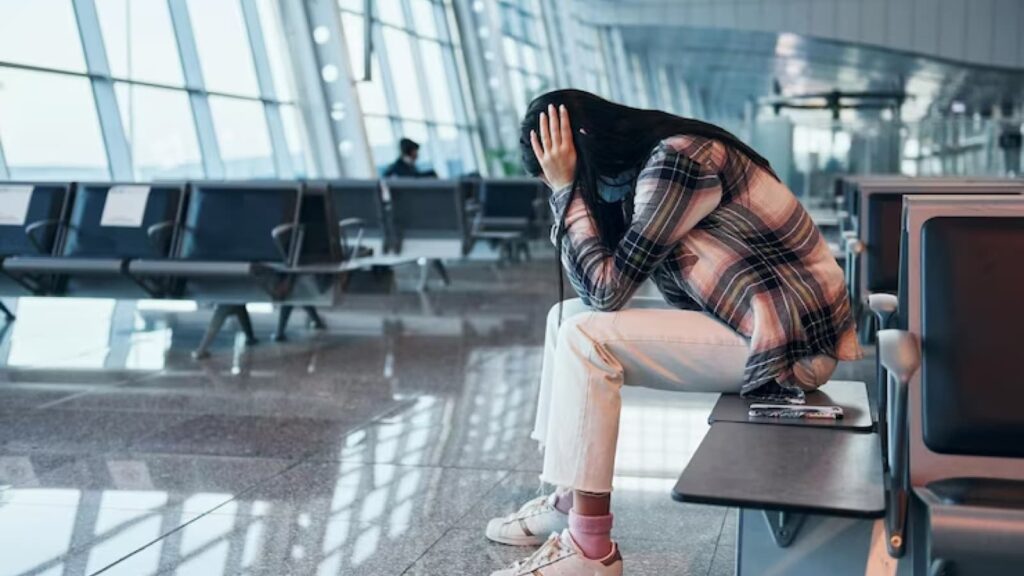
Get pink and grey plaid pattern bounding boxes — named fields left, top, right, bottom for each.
left=550, top=135, right=862, bottom=397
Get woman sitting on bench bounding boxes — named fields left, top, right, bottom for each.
left=486, top=90, right=861, bottom=576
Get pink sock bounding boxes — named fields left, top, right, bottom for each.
left=553, top=489, right=573, bottom=514
left=568, top=510, right=614, bottom=559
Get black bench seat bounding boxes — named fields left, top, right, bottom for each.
left=673, top=422, right=885, bottom=518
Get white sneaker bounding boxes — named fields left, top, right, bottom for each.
left=490, top=530, right=623, bottom=576
left=486, top=493, right=570, bottom=546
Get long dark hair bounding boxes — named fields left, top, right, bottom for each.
left=520, top=89, right=777, bottom=246
left=520, top=89, right=778, bottom=315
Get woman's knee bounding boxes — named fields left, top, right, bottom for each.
left=554, top=309, right=603, bottom=346
left=547, top=298, right=589, bottom=325
left=554, top=312, right=622, bottom=371
left=546, top=299, right=590, bottom=342
left=793, top=355, right=838, bottom=391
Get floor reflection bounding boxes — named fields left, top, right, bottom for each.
left=0, top=261, right=753, bottom=575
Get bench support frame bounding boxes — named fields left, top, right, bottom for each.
left=763, top=510, right=805, bottom=548
left=738, top=509, right=911, bottom=575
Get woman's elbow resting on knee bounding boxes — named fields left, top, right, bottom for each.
left=587, top=296, right=625, bottom=313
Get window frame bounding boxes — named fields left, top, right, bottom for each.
left=0, top=0, right=315, bottom=181
left=337, top=0, right=480, bottom=177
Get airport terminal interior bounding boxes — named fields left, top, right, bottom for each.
left=1, top=1, right=1024, bottom=575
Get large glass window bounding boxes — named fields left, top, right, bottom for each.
left=364, top=116, right=397, bottom=170
left=115, top=83, right=203, bottom=180
left=0, top=0, right=315, bottom=181
left=186, top=0, right=260, bottom=97
left=0, top=0, right=86, bottom=72
left=0, top=68, right=108, bottom=179
left=209, top=96, right=275, bottom=178
left=255, top=0, right=294, bottom=101
left=95, top=0, right=184, bottom=86
left=281, top=104, right=315, bottom=177
left=494, top=0, right=556, bottom=117
left=339, top=0, right=478, bottom=177
left=419, top=41, right=456, bottom=124
left=575, top=24, right=610, bottom=97
left=382, top=27, right=426, bottom=120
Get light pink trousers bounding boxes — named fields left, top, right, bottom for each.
left=532, top=297, right=837, bottom=493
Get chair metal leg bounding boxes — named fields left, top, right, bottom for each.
left=0, top=301, right=14, bottom=322
left=519, top=241, right=531, bottom=262
left=234, top=306, right=258, bottom=346
left=431, top=259, right=451, bottom=287
left=417, top=260, right=431, bottom=292
left=193, top=305, right=233, bottom=360
left=858, top=308, right=875, bottom=345
left=498, top=242, right=512, bottom=267
left=273, top=305, right=294, bottom=342
left=303, top=306, right=326, bottom=330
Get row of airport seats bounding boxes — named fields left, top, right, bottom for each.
left=462, top=177, right=549, bottom=263
left=0, top=177, right=547, bottom=358
left=834, top=175, right=1024, bottom=343
left=674, top=186, right=1024, bottom=575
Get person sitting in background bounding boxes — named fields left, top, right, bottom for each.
left=383, top=138, right=438, bottom=178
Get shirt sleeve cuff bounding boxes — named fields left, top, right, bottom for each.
left=549, top=184, right=574, bottom=219
left=548, top=184, right=574, bottom=242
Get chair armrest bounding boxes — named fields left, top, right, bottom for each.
left=271, top=223, right=300, bottom=263
left=24, top=218, right=61, bottom=254
left=877, top=328, right=920, bottom=556
left=868, top=294, right=898, bottom=315
left=146, top=220, right=175, bottom=252
left=338, top=218, right=366, bottom=262
left=868, top=293, right=899, bottom=328
left=878, top=329, right=920, bottom=391
left=338, top=218, right=365, bottom=231
left=464, top=202, right=482, bottom=227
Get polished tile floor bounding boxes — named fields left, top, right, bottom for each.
left=0, top=260, right=873, bottom=575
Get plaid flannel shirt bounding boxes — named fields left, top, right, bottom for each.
left=550, top=135, right=862, bottom=396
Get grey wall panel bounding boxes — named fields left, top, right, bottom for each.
left=937, top=0, right=967, bottom=61
left=735, top=2, right=763, bottom=31
left=886, top=0, right=914, bottom=52
left=965, top=0, right=994, bottom=64
left=692, top=3, right=714, bottom=26
left=991, top=0, right=1020, bottom=68
left=1020, top=1, right=1024, bottom=67
left=912, top=0, right=940, bottom=57
left=835, top=0, right=861, bottom=42
left=761, top=1, right=787, bottom=33
left=583, top=0, right=1024, bottom=69
left=810, top=0, right=838, bottom=41
left=860, top=0, right=887, bottom=46
left=786, top=0, right=814, bottom=36
left=713, top=3, right=738, bottom=29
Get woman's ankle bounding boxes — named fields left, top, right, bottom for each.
left=553, top=487, right=574, bottom=514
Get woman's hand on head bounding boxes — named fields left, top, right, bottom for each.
left=531, top=104, right=577, bottom=191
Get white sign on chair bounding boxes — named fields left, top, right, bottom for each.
left=0, top=185, right=34, bottom=226
left=101, top=185, right=151, bottom=227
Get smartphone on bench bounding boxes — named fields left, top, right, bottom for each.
left=748, top=404, right=844, bottom=420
